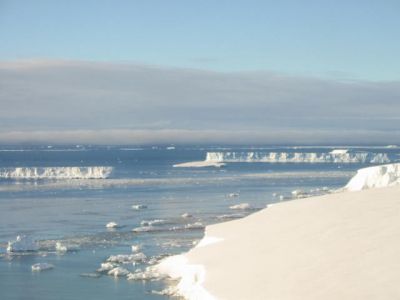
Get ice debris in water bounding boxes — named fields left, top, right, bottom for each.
left=31, top=263, right=54, bottom=272
left=106, top=222, right=119, bottom=229
left=181, top=213, right=192, bottom=218
left=132, top=204, right=147, bottom=210
left=217, top=213, right=245, bottom=220
left=132, top=225, right=158, bottom=233
left=131, top=244, right=142, bottom=253
left=97, top=262, right=116, bottom=273
left=55, top=241, right=79, bottom=252
left=227, top=193, right=240, bottom=198
left=108, top=267, right=130, bottom=277
left=127, top=266, right=167, bottom=281
left=7, top=235, right=38, bottom=253
left=291, top=189, right=308, bottom=198
left=140, top=219, right=166, bottom=226
left=229, top=203, right=251, bottom=210
left=106, top=253, right=147, bottom=264
left=184, top=222, right=204, bottom=229
left=80, top=272, right=101, bottom=278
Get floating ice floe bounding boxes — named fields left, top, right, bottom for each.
left=181, top=213, right=193, bottom=218
left=31, top=263, right=54, bottom=272
left=291, top=189, right=309, bottom=198
left=217, top=213, right=245, bottom=220
left=229, top=203, right=251, bottom=210
left=227, top=193, right=240, bottom=198
left=106, top=253, right=147, bottom=264
left=140, top=219, right=166, bottom=226
left=106, top=222, right=119, bottom=229
left=80, top=272, right=101, bottom=278
left=131, top=244, right=142, bottom=253
left=132, top=204, right=147, bottom=210
left=173, top=161, right=225, bottom=168
left=184, top=222, right=204, bottom=230
left=55, top=241, right=79, bottom=252
left=127, top=267, right=166, bottom=281
left=97, top=262, right=116, bottom=273
left=132, top=225, right=158, bottom=233
left=108, top=267, right=130, bottom=277
left=7, top=235, right=38, bottom=253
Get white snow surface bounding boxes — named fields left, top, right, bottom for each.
left=0, top=166, right=113, bottom=179
left=345, top=163, right=400, bottom=191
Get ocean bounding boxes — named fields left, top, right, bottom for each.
left=0, top=145, right=397, bottom=299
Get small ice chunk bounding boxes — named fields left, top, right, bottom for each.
left=127, top=267, right=166, bottom=281
left=184, top=222, right=204, bottom=229
left=106, top=253, right=147, bottom=264
left=132, top=225, right=157, bottom=232
left=131, top=244, right=142, bottom=253
left=7, top=235, right=38, bottom=253
left=132, top=204, right=147, bottom=210
left=106, top=222, right=119, bottom=229
left=291, top=189, right=308, bottom=198
left=229, top=203, right=251, bottom=210
left=80, top=272, right=101, bottom=278
left=55, top=242, right=79, bottom=252
left=31, top=263, right=54, bottom=272
left=228, top=193, right=240, bottom=198
left=55, top=242, right=68, bottom=252
left=181, top=213, right=192, bottom=218
left=140, top=219, right=165, bottom=226
left=97, top=262, right=116, bottom=273
left=108, top=267, right=130, bottom=277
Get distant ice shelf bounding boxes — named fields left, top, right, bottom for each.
left=204, top=150, right=390, bottom=164
left=0, top=166, right=113, bottom=179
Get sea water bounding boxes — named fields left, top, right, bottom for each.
left=0, top=145, right=398, bottom=299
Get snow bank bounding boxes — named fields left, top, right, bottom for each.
left=0, top=166, right=113, bottom=179
left=345, top=163, right=400, bottom=191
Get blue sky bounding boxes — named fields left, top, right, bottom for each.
left=0, top=1, right=399, bottom=144
left=1, top=0, right=399, bottom=80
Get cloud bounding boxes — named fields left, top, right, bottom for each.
left=0, top=59, right=399, bottom=144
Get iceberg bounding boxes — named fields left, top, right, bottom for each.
left=31, top=263, right=54, bottom=272
left=7, top=235, right=38, bottom=253
left=204, top=151, right=391, bottom=164
left=0, top=166, right=113, bottom=179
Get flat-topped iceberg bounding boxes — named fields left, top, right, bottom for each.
left=204, top=151, right=390, bottom=164
left=345, top=163, right=400, bottom=191
left=7, top=235, right=38, bottom=253
left=0, top=166, right=113, bottom=179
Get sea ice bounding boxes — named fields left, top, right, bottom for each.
left=106, top=222, right=119, bottom=229
left=229, top=203, right=251, bottom=210
left=132, top=204, right=147, bottom=210
left=106, top=253, right=147, bottom=264
left=108, top=267, right=130, bottom=277
left=31, top=263, right=54, bottom=272
left=7, top=235, right=38, bottom=253
left=131, top=244, right=142, bottom=253
left=181, top=213, right=193, bottom=218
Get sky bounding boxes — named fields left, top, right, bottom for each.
left=0, top=0, right=399, bottom=145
